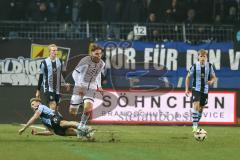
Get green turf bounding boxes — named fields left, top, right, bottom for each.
left=0, top=124, right=240, bottom=160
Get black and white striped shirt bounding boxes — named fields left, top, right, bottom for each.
left=188, top=62, right=215, bottom=94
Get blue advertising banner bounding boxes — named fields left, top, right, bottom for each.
left=96, top=41, right=240, bottom=89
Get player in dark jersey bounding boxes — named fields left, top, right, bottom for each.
left=36, top=44, right=70, bottom=111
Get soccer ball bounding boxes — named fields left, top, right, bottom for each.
left=194, top=128, right=207, bottom=141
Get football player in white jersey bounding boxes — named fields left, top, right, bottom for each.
left=69, top=44, right=105, bottom=130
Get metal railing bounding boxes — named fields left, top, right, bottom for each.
left=0, top=21, right=234, bottom=43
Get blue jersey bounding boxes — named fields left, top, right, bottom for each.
left=36, top=104, right=55, bottom=127
left=188, top=62, right=215, bottom=94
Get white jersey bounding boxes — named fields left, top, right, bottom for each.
left=73, top=56, right=105, bottom=90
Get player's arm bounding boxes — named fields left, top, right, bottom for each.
left=18, top=111, right=41, bottom=135
left=36, top=74, right=43, bottom=98
left=185, top=65, right=194, bottom=96
left=97, top=63, right=105, bottom=93
left=207, top=64, right=217, bottom=85
left=36, top=62, right=44, bottom=98
left=185, top=73, right=191, bottom=96
left=208, top=74, right=217, bottom=85
left=31, top=129, right=54, bottom=136
left=96, top=73, right=104, bottom=94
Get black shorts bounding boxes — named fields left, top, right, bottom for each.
left=43, top=91, right=61, bottom=104
left=50, top=114, right=67, bottom=136
left=192, top=90, right=208, bottom=106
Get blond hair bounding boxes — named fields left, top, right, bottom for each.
left=30, top=97, right=41, bottom=104
left=198, top=49, right=208, bottom=56
left=48, top=44, right=58, bottom=51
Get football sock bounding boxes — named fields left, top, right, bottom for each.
left=198, top=111, right=202, bottom=122
left=79, top=111, right=91, bottom=127
left=192, top=108, right=199, bottom=127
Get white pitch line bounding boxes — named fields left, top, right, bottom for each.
left=95, top=130, right=119, bottom=133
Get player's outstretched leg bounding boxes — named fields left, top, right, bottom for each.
left=77, top=100, right=94, bottom=138
left=192, top=102, right=200, bottom=132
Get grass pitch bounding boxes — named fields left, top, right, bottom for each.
left=0, top=124, right=239, bottom=160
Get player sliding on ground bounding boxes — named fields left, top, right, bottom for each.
left=69, top=44, right=105, bottom=131
left=18, top=98, right=95, bottom=139
left=185, top=49, right=217, bottom=132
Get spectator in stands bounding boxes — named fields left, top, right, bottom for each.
left=214, top=15, right=223, bottom=24
left=147, top=0, right=166, bottom=22
left=165, top=0, right=185, bottom=23
left=47, top=0, right=59, bottom=21
left=72, top=0, right=82, bottom=22
left=9, top=0, right=26, bottom=20
left=146, top=13, right=160, bottom=41
left=28, top=1, right=48, bottom=21
left=185, top=9, right=196, bottom=24
left=58, top=0, right=72, bottom=21
left=225, top=6, right=237, bottom=24
left=102, top=0, right=121, bottom=39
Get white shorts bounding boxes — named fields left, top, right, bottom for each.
left=71, top=70, right=96, bottom=105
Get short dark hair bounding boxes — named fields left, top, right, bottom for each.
left=30, top=98, right=41, bottom=104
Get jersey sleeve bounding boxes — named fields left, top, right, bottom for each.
left=36, top=105, right=44, bottom=114
left=75, top=56, right=89, bottom=71
left=96, top=73, right=102, bottom=88
left=188, top=65, right=194, bottom=76
left=96, top=62, right=105, bottom=88
left=39, top=61, right=45, bottom=74
left=37, top=61, right=45, bottom=90
left=210, top=64, right=215, bottom=76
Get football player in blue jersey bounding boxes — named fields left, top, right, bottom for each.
left=18, top=98, right=94, bottom=139
left=185, top=49, right=217, bottom=132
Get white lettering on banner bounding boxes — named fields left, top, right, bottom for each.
left=105, top=48, right=136, bottom=69
left=124, top=48, right=136, bottom=69
left=229, top=49, right=240, bottom=70
left=186, top=50, right=198, bottom=70
left=92, top=91, right=236, bottom=124
left=144, top=45, right=177, bottom=70
left=0, top=57, right=43, bottom=86
left=166, top=49, right=178, bottom=70
left=209, top=49, right=221, bottom=70
left=105, top=47, right=240, bottom=71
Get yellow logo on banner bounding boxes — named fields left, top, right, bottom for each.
left=30, top=44, right=70, bottom=65
left=31, top=45, right=61, bottom=58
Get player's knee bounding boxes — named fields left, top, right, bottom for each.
left=84, top=106, right=93, bottom=113
left=69, top=107, right=78, bottom=116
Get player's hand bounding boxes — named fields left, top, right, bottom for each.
left=31, top=129, right=37, bottom=135
left=207, top=80, right=214, bottom=85
left=36, top=90, right=40, bottom=98
left=65, top=83, right=71, bottom=92
left=185, top=89, right=190, bottom=97
left=18, top=128, right=25, bottom=135
left=97, top=88, right=104, bottom=96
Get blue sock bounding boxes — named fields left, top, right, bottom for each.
left=192, top=108, right=199, bottom=127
